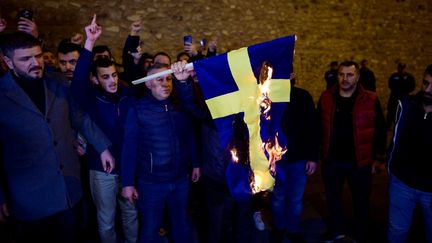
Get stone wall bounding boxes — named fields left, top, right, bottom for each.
left=2, top=0, right=432, bottom=106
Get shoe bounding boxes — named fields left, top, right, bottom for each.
left=253, top=211, right=266, bottom=231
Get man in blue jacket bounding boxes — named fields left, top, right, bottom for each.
left=121, top=61, right=200, bottom=243
left=70, top=16, right=138, bottom=243
left=0, top=31, right=114, bottom=243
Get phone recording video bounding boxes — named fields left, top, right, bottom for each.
left=183, top=35, right=192, bottom=45
left=19, top=9, right=33, bottom=20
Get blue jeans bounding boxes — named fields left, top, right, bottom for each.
left=271, top=160, right=307, bottom=233
left=137, top=176, right=192, bottom=243
left=388, top=175, right=432, bottom=243
left=89, top=170, right=138, bottom=243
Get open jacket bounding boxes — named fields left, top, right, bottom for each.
left=0, top=71, right=110, bottom=220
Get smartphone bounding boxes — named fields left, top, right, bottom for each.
left=200, top=38, right=206, bottom=47
left=183, top=35, right=192, bottom=45
left=19, top=9, right=33, bottom=20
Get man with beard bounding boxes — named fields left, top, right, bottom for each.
left=57, top=40, right=82, bottom=83
left=317, top=61, right=387, bottom=243
left=0, top=32, right=114, bottom=243
left=386, top=64, right=432, bottom=243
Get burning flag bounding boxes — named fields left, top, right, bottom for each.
left=193, top=35, right=296, bottom=199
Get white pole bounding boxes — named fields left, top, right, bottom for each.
left=131, top=62, right=195, bottom=85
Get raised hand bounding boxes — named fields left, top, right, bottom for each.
left=17, top=17, right=38, bottom=37
left=71, top=33, right=84, bottom=45
left=84, top=14, right=102, bottom=51
left=171, top=60, right=191, bottom=81
left=85, top=14, right=102, bottom=42
left=184, top=42, right=198, bottom=57
left=0, top=18, right=7, bottom=33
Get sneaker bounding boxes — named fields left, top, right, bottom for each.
left=253, top=211, right=266, bottom=231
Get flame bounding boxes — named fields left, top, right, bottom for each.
left=258, top=66, right=273, bottom=121
left=266, top=133, right=287, bottom=176
left=250, top=174, right=263, bottom=194
left=230, top=148, right=239, bottom=163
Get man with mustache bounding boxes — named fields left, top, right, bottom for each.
left=121, top=61, right=201, bottom=243
left=57, top=41, right=81, bottom=83
left=317, top=61, right=387, bottom=243
left=0, top=31, right=114, bottom=243
left=386, top=64, right=432, bottom=243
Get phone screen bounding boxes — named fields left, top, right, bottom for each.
left=183, top=35, right=192, bottom=45
left=19, top=9, right=33, bottom=20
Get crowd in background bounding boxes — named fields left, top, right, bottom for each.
left=0, top=9, right=431, bottom=243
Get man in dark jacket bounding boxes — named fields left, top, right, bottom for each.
left=70, top=16, right=138, bottom=243
left=121, top=61, right=200, bottom=243
left=359, top=59, right=376, bottom=92
left=0, top=31, right=114, bottom=243
left=318, top=61, right=387, bottom=243
left=387, top=64, right=432, bottom=243
left=270, top=73, right=319, bottom=243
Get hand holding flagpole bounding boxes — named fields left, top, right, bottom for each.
left=132, top=62, right=194, bottom=85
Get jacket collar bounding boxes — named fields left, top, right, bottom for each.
left=0, top=71, right=58, bottom=117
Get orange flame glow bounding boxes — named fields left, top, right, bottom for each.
left=266, top=133, right=287, bottom=176
left=230, top=148, right=239, bottom=163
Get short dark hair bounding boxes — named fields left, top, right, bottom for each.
left=0, top=32, right=41, bottom=58
left=91, top=58, right=115, bottom=77
left=425, top=64, right=432, bottom=77
left=339, top=60, right=359, bottom=71
left=176, top=51, right=190, bottom=62
left=146, top=62, right=169, bottom=75
left=57, top=41, right=81, bottom=55
left=153, top=52, right=171, bottom=64
left=93, top=45, right=112, bottom=58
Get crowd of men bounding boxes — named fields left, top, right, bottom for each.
left=0, top=11, right=431, bottom=243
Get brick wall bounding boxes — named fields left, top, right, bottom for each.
left=2, top=0, right=432, bottom=106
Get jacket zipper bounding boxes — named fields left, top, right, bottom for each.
left=150, top=152, right=153, bottom=173
left=165, top=104, right=168, bottom=111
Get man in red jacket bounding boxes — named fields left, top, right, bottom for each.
left=317, top=61, right=387, bottom=243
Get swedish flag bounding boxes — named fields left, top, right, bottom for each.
left=194, top=35, right=296, bottom=199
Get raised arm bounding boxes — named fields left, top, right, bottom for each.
left=122, top=20, right=144, bottom=83
left=70, top=14, right=102, bottom=108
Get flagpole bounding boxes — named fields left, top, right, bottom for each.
left=131, top=62, right=195, bottom=85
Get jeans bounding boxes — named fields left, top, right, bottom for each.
left=90, top=170, right=138, bottom=243
left=271, top=160, right=307, bottom=233
left=137, top=176, right=192, bottom=243
left=322, top=163, right=372, bottom=242
left=388, top=175, right=432, bottom=243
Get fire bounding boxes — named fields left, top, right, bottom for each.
left=230, top=148, right=239, bottom=163
left=250, top=174, right=263, bottom=194
left=258, top=65, right=273, bottom=120
left=266, top=133, right=287, bottom=176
